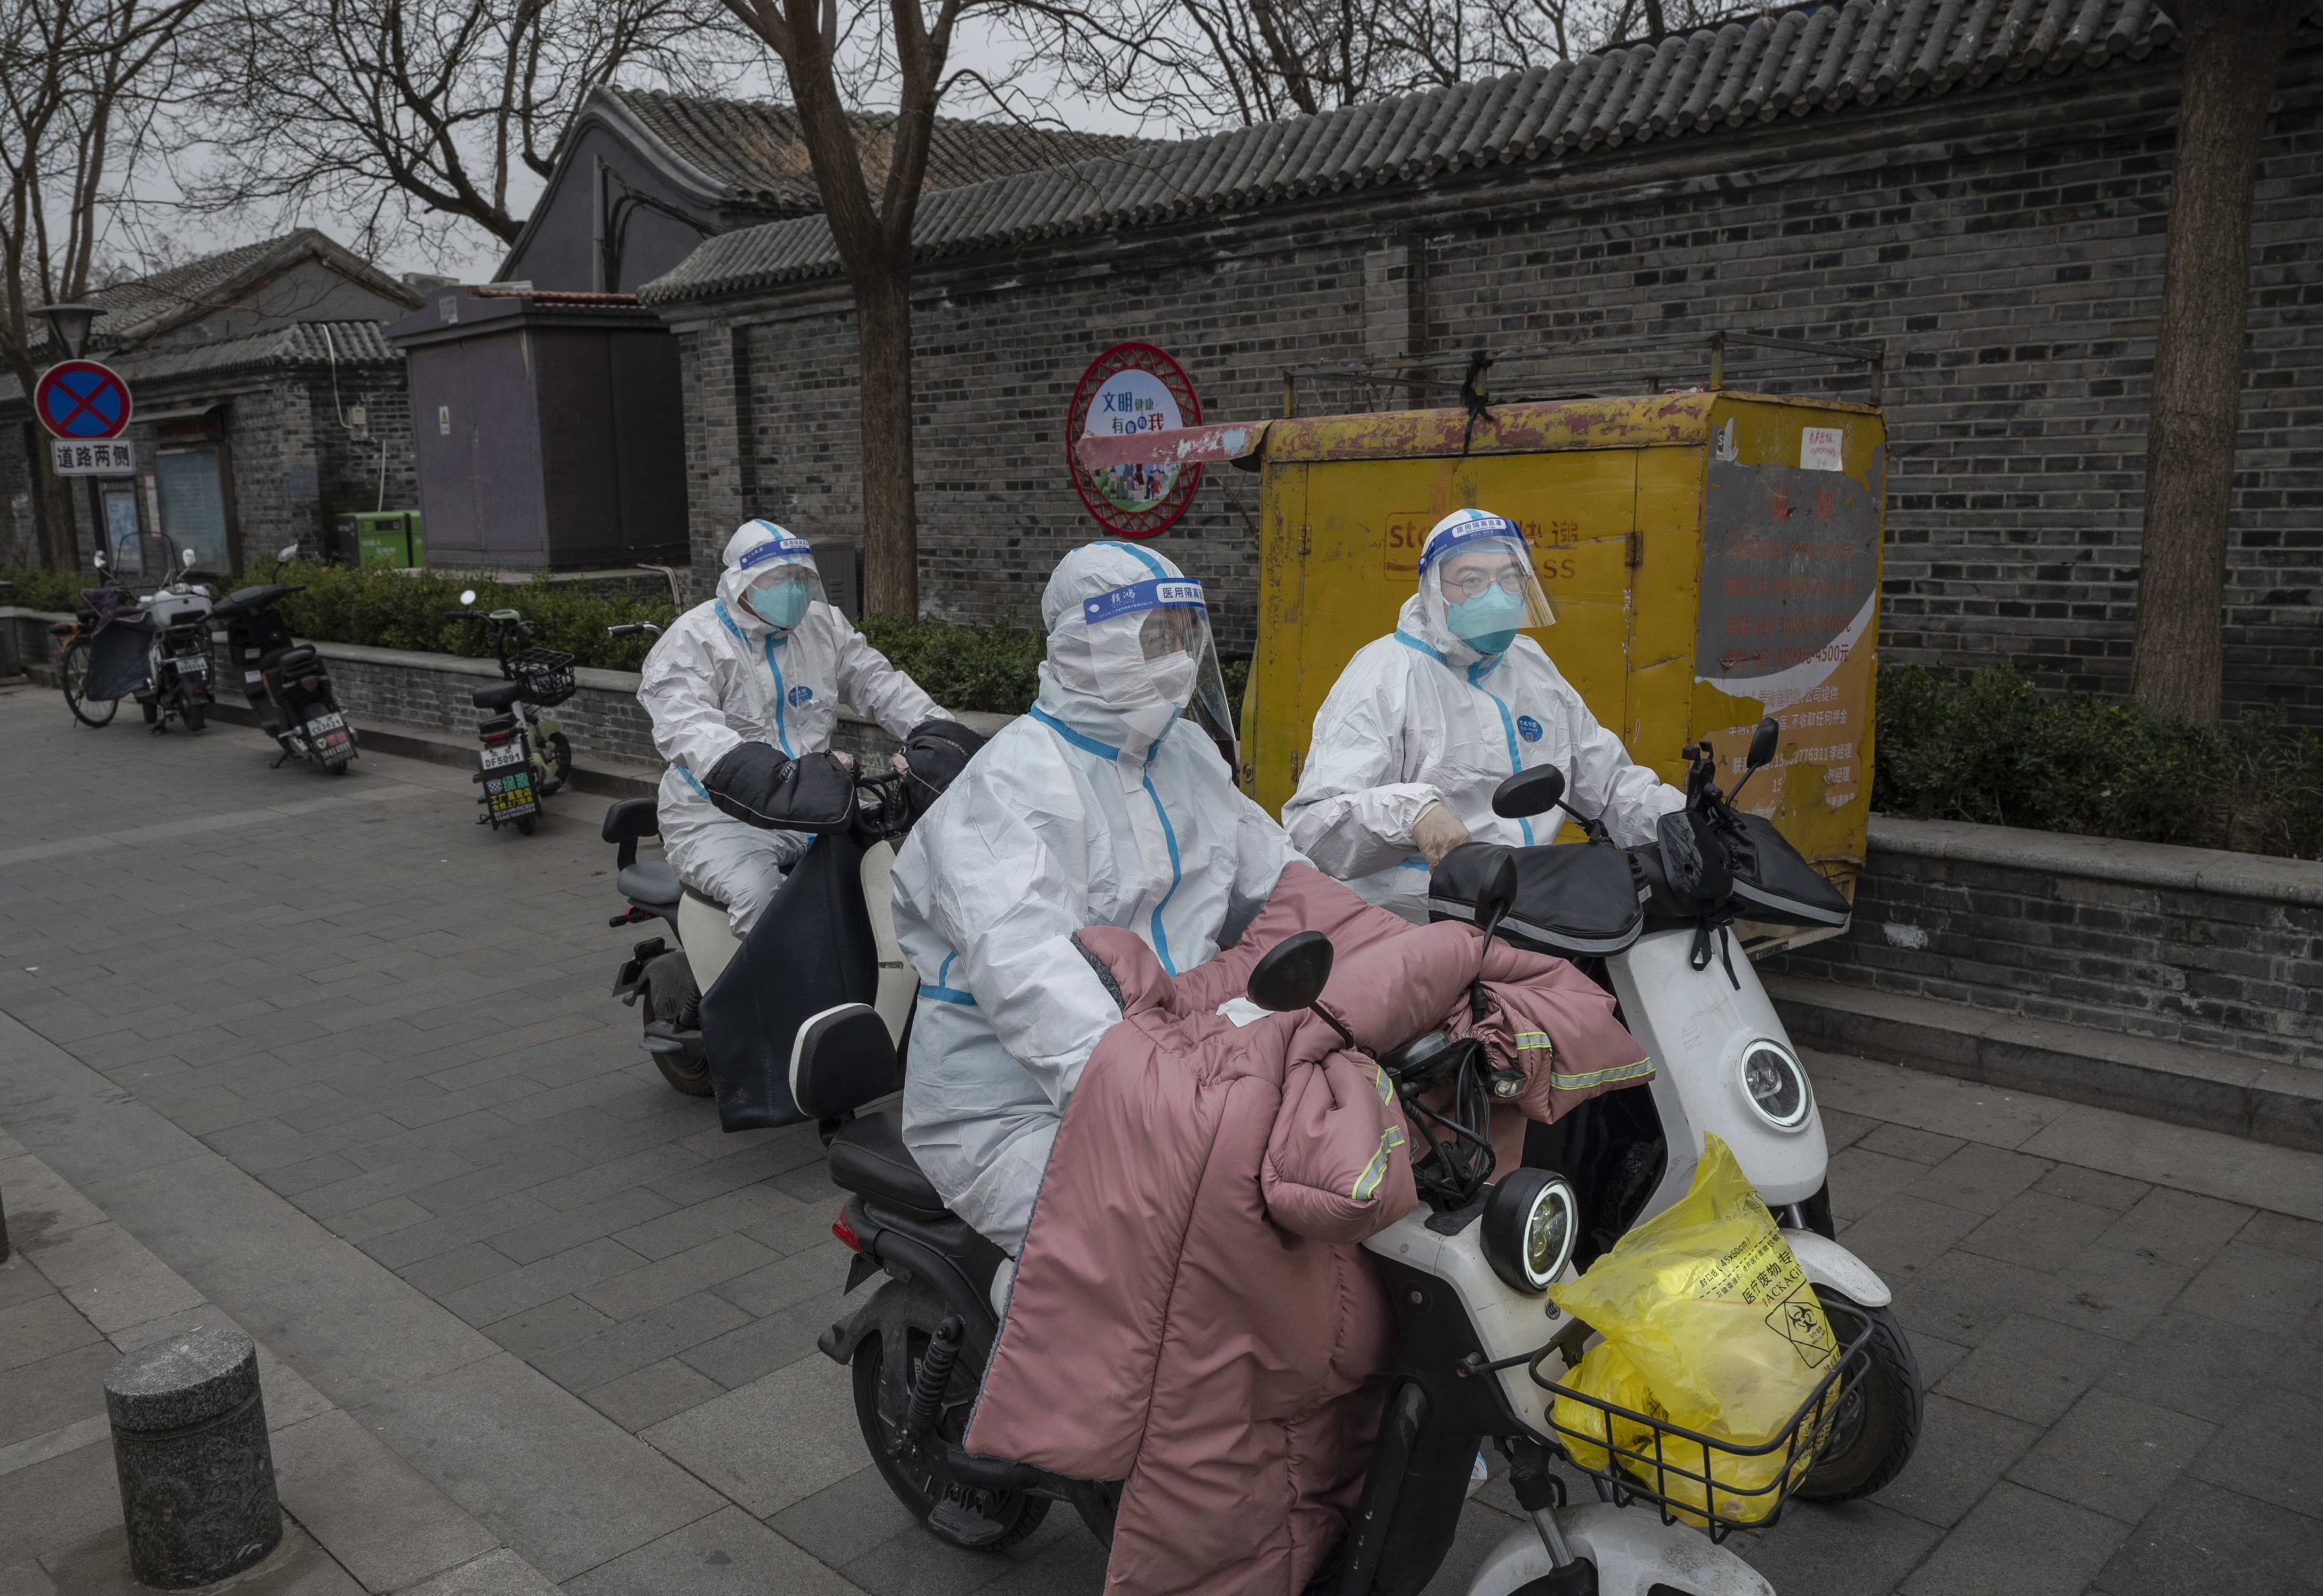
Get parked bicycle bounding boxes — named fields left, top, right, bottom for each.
left=55, top=548, right=219, bottom=733
left=452, top=589, right=575, bottom=835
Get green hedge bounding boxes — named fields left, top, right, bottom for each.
left=1873, top=663, right=2323, bottom=860
left=0, top=567, right=100, bottom=612
left=4, top=559, right=1249, bottom=726
left=856, top=614, right=1046, bottom=714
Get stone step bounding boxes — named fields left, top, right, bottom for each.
left=1767, top=975, right=2323, bottom=1156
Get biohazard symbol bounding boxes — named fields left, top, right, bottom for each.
left=1767, top=1291, right=1835, bottom=1370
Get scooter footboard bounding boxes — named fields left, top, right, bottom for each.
left=1463, top=1505, right=1773, bottom=1596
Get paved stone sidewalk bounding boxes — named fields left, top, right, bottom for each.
left=1, top=683, right=2319, bottom=1595
left=0, top=1130, right=555, bottom=1595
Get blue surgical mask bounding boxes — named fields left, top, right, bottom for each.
left=749, top=580, right=810, bottom=630
left=1446, top=585, right=1524, bottom=656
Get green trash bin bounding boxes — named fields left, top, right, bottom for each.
left=336, top=510, right=425, bottom=568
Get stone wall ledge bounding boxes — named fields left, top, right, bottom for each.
left=1869, top=815, right=2322, bottom=908
left=1771, top=975, right=2323, bottom=1156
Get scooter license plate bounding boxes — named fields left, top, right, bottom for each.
left=485, top=771, right=537, bottom=816
left=479, top=742, right=527, bottom=772
left=305, top=713, right=352, bottom=758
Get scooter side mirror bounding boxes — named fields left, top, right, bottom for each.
left=1472, top=850, right=1520, bottom=946
left=1247, top=930, right=1333, bottom=1014
left=182, top=548, right=197, bottom=568
left=1492, top=766, right=1566, bottom=820
left=1747, top=717, right=1779, bottom=772
left=458, top=589, right=477, bottom=607
left=277, top=542, right=300, bottom=562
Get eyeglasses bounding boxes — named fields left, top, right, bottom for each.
left=1139, top=607, right=1200, bottom=661
left=1440, top=567, right=1528, bottom=600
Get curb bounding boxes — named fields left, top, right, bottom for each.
left=203, top=701, right=661, bottom=801
left=1768, top=976, right=2323, bottom=1156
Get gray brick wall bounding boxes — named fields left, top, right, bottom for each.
left=1764, top=823, right=2323, bottom=1069
left=270, top=645, right=661, bottom=767
left=0, top=357, right=417, bottom=573
left=664, top=41, right=2323, bottom=713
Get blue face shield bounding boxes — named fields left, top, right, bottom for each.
left=749, top=578, right=811, bottom=630
left=1446, top=585, right=1524, bottom=656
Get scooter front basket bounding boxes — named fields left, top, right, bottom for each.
left=1527, top=1314, right=1877, bottom=1541
left=509, top=647, right=577, bottom=708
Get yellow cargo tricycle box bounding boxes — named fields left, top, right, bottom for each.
left=1239, top=391, right=1885, bottom=946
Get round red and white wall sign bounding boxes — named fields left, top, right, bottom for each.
left=1067, top=342, right=1202, bottom=539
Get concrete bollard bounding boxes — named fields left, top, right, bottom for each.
left=104, top=1328, right=282, bottom=1587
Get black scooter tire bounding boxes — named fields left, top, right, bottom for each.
left=850, top=1320, right=1049, bottom=1552
left=514, top=815, right=536, bottom=835
left=183, top=700, right=205, bottom=733
left=640, top=965, right=713, bottom=1097
left=1796, top=1289, right=1922, bottom=1503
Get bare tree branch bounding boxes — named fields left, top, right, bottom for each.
left=186, top=0, right=758, bottom=258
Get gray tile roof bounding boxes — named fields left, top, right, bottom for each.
left=55, top=230, right=421, bottom=351
left=640, top=0, right=2212, bottom=306
left=1, top=320, right=400, bottom=406
left=603, top=86, right=1151, bottom=215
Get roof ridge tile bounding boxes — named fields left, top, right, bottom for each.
left=635, top=0, right=2212, bottom=306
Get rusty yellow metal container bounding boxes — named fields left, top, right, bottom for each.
left=1241, top=390, right=1885, bottom=930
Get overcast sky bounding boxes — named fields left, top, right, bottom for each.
left=129, top=17, right=1159, bottom=285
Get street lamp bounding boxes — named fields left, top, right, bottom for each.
left=32, top=303, right=101, bottom=360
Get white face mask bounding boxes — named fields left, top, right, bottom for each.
left=1144, top=651, right=1198, bottom=712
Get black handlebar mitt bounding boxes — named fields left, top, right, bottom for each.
left=900, top=717, right=987, bottom=820
left=702, top=745, right=856, bottom=834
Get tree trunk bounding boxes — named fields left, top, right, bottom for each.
left=2129, top=0, right=2296, bottom=723
left=853, top=263, right=918, bottom=618
left=34, top=443, right=81, bottom=570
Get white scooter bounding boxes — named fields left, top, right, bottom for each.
left=1314, top=730, right=1920, bottom=1595
left=797, top=725, right=1918, bottom=1591
left=600, top=689, right=978, bottom=1113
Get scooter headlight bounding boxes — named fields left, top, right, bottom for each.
left=1481, top=1168, right=1580, bottom=1295
left=1739, top=1039, right=1812, bottom=1129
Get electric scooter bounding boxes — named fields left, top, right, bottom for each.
left=790, top=726, right=1918, bottom=1588
left=56, top=548, right=219, bottom=732
left=210, top=546, right=358, bottom=773
left=452, top=589, right=574, bottom=835
left=601, top=698, right=974, bottom=1104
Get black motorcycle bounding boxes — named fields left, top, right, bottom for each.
left=210, top=574, right=357, bottom=773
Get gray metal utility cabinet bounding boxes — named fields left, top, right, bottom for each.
left=386, top=287, right=687, bottom=570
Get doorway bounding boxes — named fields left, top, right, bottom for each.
left=96, top=479, right=145, bottom=577
left=155, top=448, right=232, bottom=571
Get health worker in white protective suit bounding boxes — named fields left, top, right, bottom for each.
left=638, top=521, right=948, bottom=935
left=1282, top=508, right=1687, bottom=923
left=892, top=542, right=1303, bottom=1255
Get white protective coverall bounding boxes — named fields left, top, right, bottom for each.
left=893, top=542, right=1303, bottom=1254
left=638, top=522, right=944, bottom=935
left=1282, top=509, right=1687, bottom=924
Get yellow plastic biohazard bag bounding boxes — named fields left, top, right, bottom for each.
left=1548, top=1340, right=1657, bottom=1472
left=1546, top=1134, right=1840, bottom=1524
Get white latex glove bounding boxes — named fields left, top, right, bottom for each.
left=1412, top=801, right=1472, bottom=867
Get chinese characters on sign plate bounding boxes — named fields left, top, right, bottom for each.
left=50, top=438, right=136, bottom=476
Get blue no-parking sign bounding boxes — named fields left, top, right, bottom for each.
left=34, top=359, right=133, bottom=441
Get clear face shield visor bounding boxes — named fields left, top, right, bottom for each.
left=1079, top=577, right=1240, bottom=771
left=735, top=538, right=826, bottom=628
left=1421, top=525, right=1557, bottom=648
